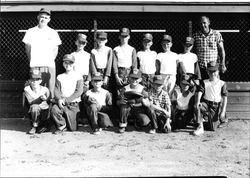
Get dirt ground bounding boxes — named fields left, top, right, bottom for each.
left=0, top=117, right=249, bottom=177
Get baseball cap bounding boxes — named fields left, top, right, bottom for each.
left=39, top=8, right=51, bottom=15
left=143, top=33, right=153, bottom=41
left=184, top=36, right=194, bottom=45
left=96, top=31, right=107, bottom=39
left=152, top=75, right=165, bottom=85
left=120, top=27, right=130, bottom=36
left=129, top=69, right=142, bottom=79
left=180, top=79, right=191, bottom=86
left=77, top=33, right=87, bottom=42
left=91, top=72, right=103, bottom=81
left=162, top=34, right=172, bottom=42
left=30, top=68, right=42, bottom=79
left=207, top=62, right=219, bottom=72
left=63, top=54, right=75, bottom=63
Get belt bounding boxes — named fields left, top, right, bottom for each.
left=204, top=99, right=220, bottom=106
left=118, top=67, right=130, bottom=70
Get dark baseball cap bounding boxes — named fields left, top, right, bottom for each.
left=96, top=31, right=107, bottom=39
left=152, top=75, right=164, bottom=85
left=143, top=33, right=153, bottom=41
left=39, top=8, right=51, bottom=15
left=184, top=36, right=194, bottom=45
left=162, top=34, right=172, bottom=42
left=92, top=72, right=103, bottom=81
left=77, top=33, right=87, bottom=42
left=129, top=69, right=142, bottom=79
left=63, top=54, right=75, bottom=63
left=207, top=62, right=219, bottom=72
left=120, top=27, right=130, bottom=36
left=30, top=68, right=42, bottom=79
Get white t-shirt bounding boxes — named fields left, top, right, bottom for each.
left=113, top=45, right=134, bottom=68
left=203, top=79, right=225, bottom=103
left=22, top=26, right=61, bottom=68
left=157, top=51, right=179, bottom=75
left=57, top=72, right=82, bottom=102
left=137, top=50, right=157, bottom=74
left=85, top=88, right=109, bottom=107
left=24, top=85, right=49, bottom=110
left=91, top=46, right=111, bottom=69
left=178, top=52, right=198, bottom=74
left=71, top=50, right=90, bottom=76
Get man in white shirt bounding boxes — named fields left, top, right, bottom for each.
left=22, top=8, right=61, bottom=99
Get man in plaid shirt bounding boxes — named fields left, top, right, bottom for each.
left=193, top=16, right=227, bottom=79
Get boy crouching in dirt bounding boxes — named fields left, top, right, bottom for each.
left=193, top=63, right=228, bottom=136
left=24, top=69, right=50, bottom=134
left=83, top=72, right=114, bottom=135
left=148, top=75, right=172, bottom=133
left=117, top=69, right=158, bottom=134
left=171, top=78, right=196, bottom=131
left=51, top=54, right=83, bottom=134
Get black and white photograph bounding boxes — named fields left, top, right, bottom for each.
left=0, top=0, right=249, bottom=177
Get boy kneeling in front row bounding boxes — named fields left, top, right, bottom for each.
left=51, top=54, right=83, bottom=134
left=193, top=63, right=228, bottom=136
left=24, top=69, right=50, bottom=134
left=117, top=69, right=158, bottom=134
left=83, top=72, right=113, bottom=135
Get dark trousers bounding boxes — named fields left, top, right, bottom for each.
left=119, top=104, right=158, bottom=129
left=86, top=104, right=113, bottom=130
left=173, top=109, right=194, bottom=129
left=29, top=104, right=49, bottom=127
left=141, top=73, right=154, bottom=91
left=51, top=103, right=80, bottom=131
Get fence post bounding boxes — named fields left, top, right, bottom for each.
left=188, top=20, right=192, bottom=37
left=93, top=19, right=97, bottom=48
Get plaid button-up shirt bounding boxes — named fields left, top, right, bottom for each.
left=193, top=29, right=223, bottom=68
left=149, top=89, right=171, bottom=110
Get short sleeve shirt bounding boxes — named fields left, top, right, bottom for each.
left=71, top=50, right=90, bottom=76
left=137, top=50, right=157, bottom=74
left=193, top=29, right=223, bottom=68
left=22, top=26, right=61, bottom=68
left=149, top=89, right=171, bottom=110
left=157, top=51, right=179, bottom=75
left=178, top=52, right=198, bottom=74
left=85, top=88, right=110, bottom=107
left=113, top=45, right=135, bottom=68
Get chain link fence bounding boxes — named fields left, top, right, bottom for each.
left=0, top=12, right=249, bottom=81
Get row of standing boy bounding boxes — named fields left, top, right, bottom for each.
left=24, top=22, right=228, bottom=136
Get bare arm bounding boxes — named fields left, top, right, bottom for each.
left=25, top=44, right=31, bottom=62
left=218, top=41, right=227, bottom=73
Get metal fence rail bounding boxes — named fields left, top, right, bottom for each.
left=0, top=12, right=249, bottom=81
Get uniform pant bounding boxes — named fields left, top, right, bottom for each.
left=174, top=109, right=194, bottom=129
left=119, top=104, right=158, bottom=129
left=141, top=73, right=154, bottom=91
left=31, top=66, right=56, bottom=99
left=51, top=103, right=80, bottom=131
left=86, top=104, right=113, bottom=130
left=161, top=74, right=176, bottom=97
left=29, top=104, right=49, bottom=127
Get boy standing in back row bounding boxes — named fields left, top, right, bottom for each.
left=156, top=35, right=179, bottom=97
left=137, top=33, right=157, bottom=91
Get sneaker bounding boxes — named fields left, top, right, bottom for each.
left=164, top=120, right=172, bottom=133
left=218, top=122, right=228, bottom=128
left=28, top=127, right=36, bottom=135
left=53, top=127, right=67, bottom=135
left=93, top=128, right=101, bottom=135
left=118, top=127, right=125, bottom=133
left=37, top=127, right=50, bottom=134
left=193, top=126, right=204, bottom=136
left=149, top=129, right=156, bottom=134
